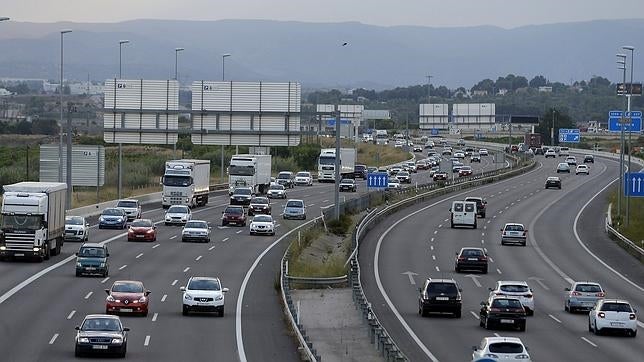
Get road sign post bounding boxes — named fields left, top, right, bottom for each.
left=367, top=172, right=388, bottom=189
left=624, top=172, right=644, bottom=197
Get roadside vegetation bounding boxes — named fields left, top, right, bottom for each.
left=318, top=137, right=410, bottom=167
left=608, top=189, right=644, bottom=247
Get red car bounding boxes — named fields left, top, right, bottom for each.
left=127, top=219, right=156, bottom=242
left=105, top=280, right=150, bottom=316
left=222, top=206, right=247, bottom=226
left=458, top=166, right=473, bottom=177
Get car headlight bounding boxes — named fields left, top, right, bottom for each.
left=78, top=230, right=84, bottom=235
left=184, top=293, right=192, bottom=300
left=116, top=217, right=123, bottom=222
left=111, top=338, right=123, bottom=344
left=139, top=296, right=147, bottom=303
left=516, top=355, right=530, bottom=359
left=99, top=262, right=106, bottom=267
left=78, top=337, right=90, bottom=343
left=106, top=295, right=115, bottom=302
left=215, top=295, right=223, bottom=301
left=99, top=217, right=104, bottom=222
left=146, top=229, right=154, bottom=234
left=76, top=262, right=82, bottom=267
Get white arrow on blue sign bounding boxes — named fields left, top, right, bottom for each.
left=368, top=172, right=389, bottom=189
left=624, top=172, right=644, bottom=197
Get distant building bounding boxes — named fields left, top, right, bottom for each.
left=538, top=86, right=553, bottom=93
left=473, top=90, right=488, bottom=96
left=0, top=88, right=13, bottom=96
left=497, top=89, right=508, bottom=96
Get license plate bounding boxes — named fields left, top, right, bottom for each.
left=92, top=345, right=108, bottom=350
left=86, top=267, right=96, bottom=270
left=435, top=297, right=449, bottom=301
left=467, top=258, right=477, bottom=261
left=14, top=253, right=24, bottom=257
left=136, top=235, right=144, bottom=238
left=610, top=322, right=624, bottom=327
left=120, top=308, right=133, bottom=312
left=501, top=319, right=514, bottom=324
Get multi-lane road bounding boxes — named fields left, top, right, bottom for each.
left=359, top=152, right=643, bottom=361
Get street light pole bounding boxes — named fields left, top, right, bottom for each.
left=551, top=109, right=555, bottom=146
left=334, top=106, right=341, bottom=220
left=173, top=47, right=184, bottom=158
left=117, top=40, right=129, bottom=200
left=623, top=46, right=635, bottom=226
left=617, top=54, right=627, bottom=223
left=221, top=53, right=231, bottom=183
left=59, top=29, right=72, bottom=209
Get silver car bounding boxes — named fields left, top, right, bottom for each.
left=564, top=282, right=605, bottom=313
left=283, top=199, right=306, bottom=220
left=115, top=199, right=141, bottom=221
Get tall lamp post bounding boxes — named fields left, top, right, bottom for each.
left=622, top=45, right=635, bottom=226
left=117, top=40, right=129, bottom=200
left=221, top=53, right=231, bottom=183
left=59, top=29, right=72, bottom=210
left=173, top=47, right=184, bottom=158
left=616, top=53, right=627, bottom=223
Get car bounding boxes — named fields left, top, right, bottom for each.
left=454, top=247, right=488, bottom=273
left=396, top=171, right=412, bottom=184
left=418, top=278, right=462, bottom=318
left=479, top=148, right=489, bottom=156
left=454, top=151, right=465, bottom=159
left=248, top=196, right=272, bottom=216
left=565, top=281, right=605, bottom=313
left=470, top=152, right=481, bottom=162
left=367, top=166, right=378, bottom=173
left=249, top=214, right=276, bottom=236
left=479, top=295, right=527, bottom=331
left=425, top=141, right=435, bottom=149
left=74, top=314, right=128, bottom=358
left=105, top=280, right=150, bottom=316
left=589, top=299, right=638, bottom=337
left=545, top=176, right=562, bottom=189
left=556, top=162, right=571, bottom=173
left=75, top=243, right=109, bottom=277
left=181, top=277, right=229, bottom=316
left=441, top=148, right=452, bottom=156
left=394, top=141, right=403, bottom=148
left=545, top=149, right=557, bottom=158
left=405, top=161, right=417, bottom=173
left=354, top=164, right=368, bottom=179
left=267, top=184, right=287, bottom=199
left=584, top=155, right=595, bottom=163
left=450, top=201, right=477, bottom=229
left=458, top=166, right=473, bottom=177
left=457, top=138, right=465, bottom=146
left=472, top=337, right=531, bottom=362
left=276, top=171, right=295, bottom=188
left=415, top=160, right=428, bottom=170
left=115, top=199, right=141, bottom=220
left=294, top=171, right=314, bottom=186
left=534, top=147, right=544, bottom=155
left=464, top=196, right=486, bottom=218
left=576, top=164, right=590, bottom=175
left=464, top=147, right=475, bottom=156
left=181, top=220, right=211, bottom=243
left=428, top=166, right=440, bottom=177
left=164, top=205, right=192, bottom=225
left=230, top=187, right=253, bottom=206
left=413, top=145, right=423, bottom=152
left=127, top=219, right=157, bottom=242
left=65, top=215, right=89, bottom=242
left=565, top=156, right=577, bottom=166
left=501, top=223, right=527, bottom=246
left=489, top=281, right=535, bottom=316
left=388, top=166, right=402, bottom=176
left=433, top=171, right=448, bottom=181
left=98, top=208, right=128, bottom=229
left=221, top=205, right=247, bottom=226
left=283, top=199, right=306, bottom=220
left=559, top=146, right=570, bottom=157
left=339, top=178, right=357, bottom=192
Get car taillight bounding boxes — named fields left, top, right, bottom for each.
left=598, top=312, right=605, bottom=318
left=479, top=256, right=488, bottom=261
left=571, top=291, right=582, bottom=296
left=629, top=314, right=636, bottom=320
left=490, top=308, right=501, bottom=312
left=458, top=257, right=466, bottom=261
left=596, top=292, right=605, bottom=297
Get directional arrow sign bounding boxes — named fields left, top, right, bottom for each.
left=465, top=274, right=482, bottom=288
left=624, top=172, right=644, bottom=197
left=608, top=110, right=642, bottom=132
left=368, top=172, right=389, bottom=189
left=401, top=271, right=419, bottom=285
left=558, top=129, right=581, bottom=143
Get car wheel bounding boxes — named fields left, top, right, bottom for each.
left=75, top=346, right=82, bottom=357
left=473, top=222, right=477, bottom=229
left=479, top=315, right=485, bottom=327
left=526, top=309, right=534, bottom=316
left=454, top=309, right=461, bottom=318
left=565, top=303, right=570, bottom=312
left=481, top=213, right=486, bottom=218
left=630, top=329, right=637, bottom=337
left=484, top=316, right=491, bottom=329
left=182, top=305, right=189, bottom=316
left=250, top=231, right=254, bottom=236
left=219, top=306, right=224, bottom=317
left=519, top=322, right=526, bottom=332
left=450, top=222, right=454, bottom=229
left=522, top=241, right=527, bottom=247
left=165, top=222, right=169, bottom=226
left=588, top=319, right=593, bottom=332
left=455, top=266, right=460, bottom=273
left=103, top=269, right=109, bottom=277
left=242, top=222, right=247, bottom=227
left=118, top=344, right=127, bottom=358
left=482, top=267, right=488, bottom=274
left=75, top=270, right=81, bottom=277
left=221, top=222, right=226, bottom=227
left=142, top=310, right=148, bottom=317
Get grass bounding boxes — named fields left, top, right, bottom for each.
left=318, top=137, right=410, bottom=167
left=608, top=189, right=644, bottom=247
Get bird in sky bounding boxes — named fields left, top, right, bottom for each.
left=342, top=42, right=348, bottom=46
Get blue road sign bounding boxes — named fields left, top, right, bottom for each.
left=558, top=129, right=580, bottom=143
left=367, top=172, right=389, bottom=189
left=431, top=128, right=439, bottom=135
left=624, top=172, right=644, bottom=197
left=608, top=111, right=642, bottom=132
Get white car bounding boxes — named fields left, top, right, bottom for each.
left=565, top=156, right=577, bottom=166
left=181, top=220, right=211, bottom=243
left=387, top=179, right=401, bottom=190
left=181, top=277, right=229, bottom=316
left=472, top=337, right=531, bottom=361
left=394, top=141, right=403, bottom=148
left=545, top=149, right=556, bottom=158
left=405, top=161, right=417, bottom=173
left=479, top=148, right=489, bottom=156
left=115, top=199, right=141, bottom=220
left=501, top=223, right=527, bottom=246
left=489, top=281, right=535, bottom=315
left=64, top=216, right=89, bottom=242
left=588, top=299, right=638, bottom=337
left=249, top=215, right=276, bottom=236
left=576, top=164, right=589, bottom=175
left=454, top=152, right=465, bottom=159
left=294, top=171, right=313, bottom=186
left=267, top=184, right=287, bottom=199
left=164, top=205, right=192, bottom=226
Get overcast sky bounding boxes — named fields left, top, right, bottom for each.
left=4, top=0, right=644, bottom=28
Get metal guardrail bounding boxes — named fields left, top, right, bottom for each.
left=286, top=275, right=348, bottom=287
left=605, top=203, right=644, bottom=262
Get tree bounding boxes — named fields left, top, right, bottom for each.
left=471, top=78, right=494, bottom=94
left=535, top=108, right=575, bottom=146
left=529, top=75, right=548, bottom=88
left=512, top=76, right=529, bottom=90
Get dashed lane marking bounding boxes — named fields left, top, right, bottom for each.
left=195, top=255, right=202, bottom=261
left=548, top=314, right=562, bottom=323
left=84, top=292, right=93, bottom=300
left=222, top=237, right=229, bottom=242
left=171, top=280, right=178, bottom=286
left=170, top=235, right=177, bottom=240
left=432, top=255, right=436, bottom=260
left=152, top=313, right=158, bottom=322
left=161, top=294, right=167, bottom=302
left=208, top=245, right=216, bottom=251
left=67, top=310, right=76, bottom=320
left=152, top=244, right=160, bottom=249
left=496, top=268, right=502, bottom=274
left=144, top=335, right=151, bottom=347
left=183, top=267, right=190, bottom=273
left=49, top=334, right=59, bottom=345
left=581, top=337, right=597, bottom=347
left=435, top=266, right=440, bottom=272
left=101, top=277, right=110, bottom=284
left=119, top=265, right=127, bottom=270
left=136, top=253, right=144, bottom=259
left=236, top=230, right=243, bottom=234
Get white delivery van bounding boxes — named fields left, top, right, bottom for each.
left=450, top=201, right=477, bottom=229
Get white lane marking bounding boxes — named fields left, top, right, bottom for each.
left=432, top=255, right=436, bottom=260
left=496, top=268, right=502, bottom=274
left=481, top=232, right=485, bottom=237
left=236, top=230, right=243, bottom=234
left=275, top=224, right=281, bottom=227
left=470, top=311, right=480, bottom=320
left=308, top=204, right=315, bottom=207
left=581, top=337, right=597, bottom=348
left=101, top=277, right=110, bottom=284
left=494, top=333, right=501, bottom=337
left=119, top=265, right=127, bottom=270
left=435, top=266, right=440, bottom=272
left=161, top=294, right=167, bottom=302
left=505, top=205, right=509, bottom=209
left=49, top=333, right=59, bottom=345
left=492, top=215, right=497, bottom=218
left=195, top=255, right=202, bottom=261
left=183, top=267, right=190, bottom=273
left=430, top=237, right=434, bottom=242
left=488, top=257, right=494, bottom=263
left=67, top=310, right=76, bottom=320
left=481, top=239, right=485, bottom=244
left=171, top=280, right=178, bottom=286
left=152, top=243, right=160, bottom=249
left=444, top=218, right=449, bottom=222
left=499, top=210, right=503, bottom=214
left=487, top=220, right=491, bottom=224
left=170, top=235, right=177, bottom=240
left=323, top=199, right=329, bottom=203
left=483, top=225, right=487, bottom=230
left=136, top=253, right=144, bottom=259
left=144, top=335, right=151, bottom=346
left=548, top=314, right=562, bottom=323
left=222, top=237, right=229, bottom=242
left=438, top=224, right=442, bottom=228
left=84, top=291, right=93, bottom=300
left=208, top=245, right=216, bottom=251
left=430, top=245, right=434, bottom=251
left=433, top=230, right=438, bottom=234
left=152, top=313, right=158, bottom=322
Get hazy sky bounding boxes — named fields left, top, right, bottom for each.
left=4, top=0, right=644, bottom=28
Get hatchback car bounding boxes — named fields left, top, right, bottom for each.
left=115, top=199, right=141, bottom=221
left=388, top=166, right=402, bottom=176
left=584, top=155, right=595, bottom=163
left=75, top=243, right=109, bottom=277
left=181, top=277, right=229, bottom=316
left=230, top=187, right=253, bottom=205
left=396, top=171, right=412, bottom=184
left=556, top=162, right=571, bottom=173
left=339, top=178, right=357, bottom=192
left=455, top=247, right=488, bottom=273
left=589, top=299, right=637, bottom=337
left=433, top=171, right=448, bottom=181
left=501, top=223, right=527, bottom=246
left=294, top=171, right=313, bottom=186
left=276, top=171, right=295, bottom=188
left=249, top=215, right=276, bottom=236
left=98, top=208, right=128, bottom=229
left=221, top=206, right=247, bottom=226
left=181, top=220, right=211, bottom=243
left=458, top=166, right=473, bottom=177
left=105, top=280, right=151, bottom=316
left=283, top=199, right=306, bottom=220
left=267, top=184, right=287, bottom=199
left=470, top=152, right=481, bottom=163
left=387, top=178, right=401, bottom=190
left=479, top=149, right=489, bottom=156
left=248, top=197, right=272, bottom=216
left=75, top=314, right=128, bottom=358
left=489, top=281, right=535, bottom=315
left=479, top=296, right=527, bottom=331
left=565, top=156, right=577, bottom=166
left=164, top=205, right=192, bottom=225
left=405, top=161, right=417, bottom=173
left=464, top=197, right=486, bottom=218
left=418, top=278, right=462, bottom=318
left=65, top=215, right=89, bottom=242
left=472, top=337, right=531, bottom=362
left=127, top=219, right=156, bottom=242
left=576, top=164, right=590, bottom=175
left=545, top=176, right=562, bottom=189
left=545, top=149, right=557, bottom=158
left=565, top=281, right=605, bottom=313
left=413, top=145, right=423, bottom=152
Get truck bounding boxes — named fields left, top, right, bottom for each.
left=523, top=133, right=542, bottom=150
left=372, top=129, right=389, bottom=145
left=228, top=154, right=272, bottom=195
left=317, top=148, right=357, bottom=182
left=161, top=159, right=211, bottom=208
left=1, top=182, right=66, bottom=261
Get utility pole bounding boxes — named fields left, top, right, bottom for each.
left=623, top=46, right=635, bottom=227
left=334, top=106, right=341, bottom=220
left=551, top=109, right=555, bottom=146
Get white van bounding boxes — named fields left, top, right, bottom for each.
left=559, top=147, right=570, bottom=157
left=450, top=201, right=477, bottom=229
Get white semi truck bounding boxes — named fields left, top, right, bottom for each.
left=0, top=182, right=67, bottom=261
left=228, top=154, right=272, bottom=195
left=161, top=159, right=211, bottom=208
left=317, top=148, right=357, bottom=182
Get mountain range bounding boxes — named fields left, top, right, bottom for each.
left=0, top=18, right=643, bottom=89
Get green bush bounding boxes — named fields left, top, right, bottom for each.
left=326, top=213, right=353, bottom=236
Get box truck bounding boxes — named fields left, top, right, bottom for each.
left=228, top=154, right=272, bottom=194
left=161, top=159, right=211, bottom=208
left=317, top=148, right=357, bottom=182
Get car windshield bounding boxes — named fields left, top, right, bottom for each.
left=81, top=318, right=121, bottom=332
left=398, top=172, right=409, bottom=176
left=558, top=163, right=568, bottom=168
left=270, top=185, right=284, bottom=191
left=234, top=188, right=252, bottom=196
left=253, top=215, right=273, bottom=223
left=488, top=342, right=524, bottom=354
left=163, top=175, right=192, bottom=186
left=318, top=156, right=335, bottom=165
left=600, top=302, right=632, bottom=312
left=1, top=214, right=43, bottom=230
left=500, top=285, right=530, bottom=293
left=102, top=208, right=123, bottom=216
left=286, top=201, right=303, bottom=208
left=427, top=282, right=457, bottom=294
left=130, top=219, right=152, bottom=227
left=112, top=282, right=143, bottom=293
left=168, top=206, right=188, bottom=213
left=66, top=216, right=84, bottom=225
left=547, top=177, right=559, bottom=181
left=251, top=197, right=269, bottom=204
left=461, top=249, right=484, bottom=257
left=491, top=299, right=523, bottom=308
left=461, top=166, right=472, bottom=171
left=504, top=224, right=524, bottom=231
left=188, top=279, right=220, bottom=291
left=225, top=207, right=243, bottom=215
left=296, top=172, right=309, bottom=177
left=229, top=165, right=255, bottom=176
left=117, top=201, right=137, bottom=208
left=341, top=179, right=354, bottom=184
left=78, top=247, right=106, bottom=258
left=574, top=284, right=602, bottom=293
left=185, top=221, right=207, bottom=229
left=277, top=173, right=291, bottom=179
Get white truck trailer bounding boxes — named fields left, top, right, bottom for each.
left=228, top=154, right=272, bottom=195
left=161, top=159, right=211, bottom=208
left=317, top=148, right=357, bottom=182
left=1, top=182, right=67, bottom=261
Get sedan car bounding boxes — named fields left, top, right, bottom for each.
left=454, top=151, right=466, bottom=159
left=267, top=184, right=287, bottom=199
left=339, top=178, right=357, bottom=192
left=545, top=176, right=562, bottom=189
left=489, top=281, right=535, bottom=315
left=479, top=149, right=489, bottom=156
left=501, top=223, right=527, bottom=246
left=181, top=277, right=229, bottom=316
left=565, top=281, right=605, bottom=313
left=75, top=314, right=128, bottom=358
left=396, top=171, right=412, bottom=184
left=75, top=243, right=109, bottom=277
left=294, top=171, right=313, bottom=186
left=221, top=206, right=247, bottom=226
left=479, top=296, right=527, bottom=331
left=105, top=280, right=150, bottom=316
left=454, top=247, right=488, bottom=273
left=230, top=187, right=253, bottom=206
left=283, top=199, right=306, bottom=220
left=589, top=299, right=638, bottom=337
left=472, top=337, right=531, bottom=362
left=388, top=166, right=402, bottom=176
left=576, top=164, right=590, bottom=175
left=433, top=171, right=448, bottom=181
left=458, top=166, right=473, bottom=177
left=248, top=197, right=272, bottom=216
left=413, top=145, right=423, bottom=152
left=98, top=208, right=128, bottom=229
left=387, top=178, right=401, bottom=190
left=441, top=148, right=453, bottom=156
left=545, top=149, right=557, bottom=158
left=164, top=205, right=192, bottom=226
left=249, top=215, right=276, bottom=236
left=415, top=160, right=428, bottom=170
left=181, top=220, right=211, bottom=243
left=405, top=161, right=417, bottom=173
left=584, top=155, right=595, bottom=163
left=565, top=156, right=577, bottom=166
left=470, top=153, right=481, bottom=163
left=65, top=215, right=89, bottom=242
left=126, top=219, right=156, bottom=242
left=556, top=162, right=571, bottom=173
left=115, top=199, right=141, bottom=221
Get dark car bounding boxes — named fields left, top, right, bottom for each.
left=75, top=314, right=128, bottom=358
left=276, top=171, right=295, bottom=188
left=105, top=280, right=150, bottom=317
left=464, top=197, right=487, bottom=218
left=455, top=247, right=488, bottom=273
left=75, top=243, right=109, bottom=277
left=354, top=164, right=368, bottom=179
left=545, top=176, right=562, bottom=189
left=127, top=219, right=157, bottom=242
left=221, top=206, right=247, bottom=226
left=248, top=197, right=272, bottom=216
left=230, top=187, right=253, bottom=206
left=479, top=296, right=527, bottom=331
left=584, top=155, right=595, bottom=163
left=534, top=147, right=545, bottom=155
left=339, top=179, right=357, bottom=192
left=418, top=278, right=462, bottom=318
left=98, top=208, right=128, bottom=229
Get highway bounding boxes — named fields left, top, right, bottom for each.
left=0, top=149, right=499, bottom=361
left=359, top=152, right=643, bottom=361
